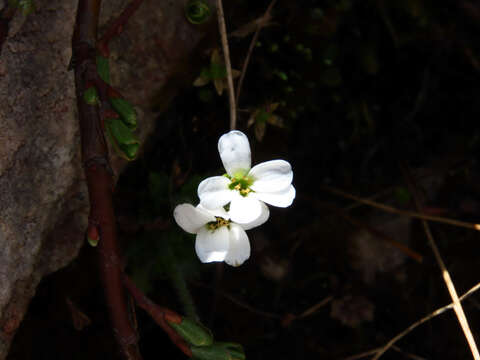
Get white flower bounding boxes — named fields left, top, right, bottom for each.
left=173, top=203, right=269, bottom=266
left=198, top=130, right=295, bottom=224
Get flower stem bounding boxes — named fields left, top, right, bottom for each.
left=216, top=0, right=236, bottom=130
left=163, top=243, right=198, bottom=320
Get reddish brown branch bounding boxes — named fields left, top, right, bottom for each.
left=72, top=1, right=142, bottom=359
left=0, top=4, right=17, bottom=56
left=97, top=0, right=144, bottom=56
left=124, top=276, right=193, bottom=357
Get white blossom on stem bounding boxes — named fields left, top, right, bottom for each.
left=173, top=203, right=269, bottom=266
left=198, top=130, right=295, bottom=224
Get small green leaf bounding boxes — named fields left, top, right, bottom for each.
left=96, top=55, right=110, bottom=84
left=87, top=236, right=99, bottom=247
left=83, top=87, right=99, bottom=105
left=210, top=63, right=227, bottom=79
left=110, top=98, right=137, bottom=129
left=168, top=317, right=213, bottom=347
left=255, top=109, right=270, bottom=124
left=185, top=0, right=211, bottom=24
left=191, top=342, right=245, bottom=360
left=107, top=118, right=138, bottom=145
left=274, top=70, right=288, bottom=81
left=119, top=143, right=139, bottom=160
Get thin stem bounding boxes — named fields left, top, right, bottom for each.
left=235, top=0, right=277, bottom=107
left=216, top=0, right=236, bottom=130
left=123, top=276, right=193, bottom=358
left=370, top=282, right=480, bottom=360
left=97, top=0, right=144, bottom=56
left=298, top=295, right=333, bottom=318
left=400, top=164, right=479, bottom=360
left=320, top=185, right=480, bottom=231
left=164, top=244, right=198, bottom=320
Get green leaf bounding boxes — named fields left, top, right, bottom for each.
left=106, top=118, right=139, bottom=160
left=185, top=0, right=211, bottom=24
left=83, top=87, right=99, bottom=105
left=210, top=63, right=227, bottom=79
left=191, top=342, right=245, bottom=360
left=255, top=109, right=270, bottom=124
left=87, top=236, right=99, bottom=247
left=96, top=55, right=110, bottom=84
left=110, top=98, right=137, bottom=129
left=107, top=118, right=138, bottom=145
left=168, top=317, right=213, bottom=347
left=274, top=70, right=288, bottom=81
left=119, top=143, right=139, bottom=161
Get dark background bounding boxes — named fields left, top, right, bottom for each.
left=9, top=0, right=480, bottom=359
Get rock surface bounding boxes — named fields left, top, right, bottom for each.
left=0, top=0, right=215, bottom=357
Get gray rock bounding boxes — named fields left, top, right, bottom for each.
left=0, top=0, right=215, bottom=357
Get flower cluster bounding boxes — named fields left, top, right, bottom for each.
left=174, top=130, right=295, bottom=266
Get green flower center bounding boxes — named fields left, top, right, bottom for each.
left=206, top=217, right=230, bottom=231
left=227, top=174, right=254, bottom=197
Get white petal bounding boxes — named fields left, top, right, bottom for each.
left=249, top=160, right=293, bottom=193
left=256, top=184, right=296, bottom=208
left=174, top=204, right=215, bottom=234
left=195, top=226, right=230, bottom=263
left=198, top=176, right=233, bottom=209
left=224, top=224, right=250, bottom=267
left=196, top=204, right=230, bottom=220
left=240, top=201, right=270, bottom=230
left=218, top=130, right=251, bottom=177
left=229, top=193, right=263, bottom=224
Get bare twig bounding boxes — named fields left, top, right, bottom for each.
left=391, top=346, right=428, bottom=360
left=400, top=164, right=479, bottom=360
left=343, top=348, right=380, bottom=360
left=298, top=295, right=334, bottom=319
left=97, top=0, right=144, bottom=56
left=216, top=0, right=236, bottom=130
left=320, top=185, right=480, bottom=231
left=372, top=282, right=480, bottom=360
left=235, top=0, right=277, bottom=107
left=123, top=276, right=193, bottom=357
left=344, top=282, right=480, bottom=360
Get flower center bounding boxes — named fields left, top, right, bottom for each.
left=227, top=175, right=254, bottom=197
left=206, top=216, right=231, bottom=231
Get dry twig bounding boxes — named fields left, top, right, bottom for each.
left=321, top=185, right=480, bottom=231
left=216, top=0, right=236, bottom=130
left=400, top=164, right=479, bottom=360
left=344, top=282, right=480, bottom=360
left=124, top=276, right=193, bottom=357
